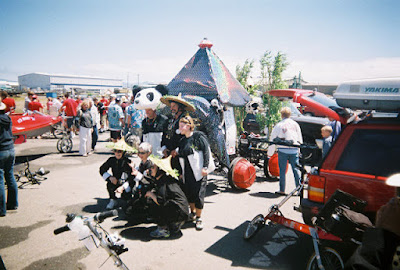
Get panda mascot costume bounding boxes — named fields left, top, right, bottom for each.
left=133, top=85, right=168, bottom=157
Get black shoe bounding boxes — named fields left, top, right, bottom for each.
left=275, top=191, right=286, bottom=196
left=6, top=205, right=18, bottom=210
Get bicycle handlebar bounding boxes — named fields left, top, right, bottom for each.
left=54, top=225, right=70, bottom=235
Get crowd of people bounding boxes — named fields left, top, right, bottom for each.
left=95, top=91, right=213, bottom=238
left=0, top=90, right=399, bottom=267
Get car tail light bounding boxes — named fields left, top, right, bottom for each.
left=308, top=174, right=325, bottom=203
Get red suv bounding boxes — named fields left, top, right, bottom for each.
left=269, top=85, right=399, bottom=224
left=301, top=115, right=399, bottom=224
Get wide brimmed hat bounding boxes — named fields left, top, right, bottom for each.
left=387, top=173, right=400, bottom=187
left=0, top=102, right=6, bottom=111
left=106, top=139, right=137, bottom=153
left=148, top=155, right=179, bottom=180
left=160, top=93, right=195, bottom=112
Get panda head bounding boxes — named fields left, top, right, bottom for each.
left=133, top=84, right=168, bottom=110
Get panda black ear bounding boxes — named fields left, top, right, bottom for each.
left=132, top=86, right=142, bottom=97
left=155, top=84, right=169, bottom=96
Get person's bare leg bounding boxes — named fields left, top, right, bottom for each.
left=195, top=208, right=202, bottom=218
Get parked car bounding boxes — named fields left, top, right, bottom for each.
left=301, top=114, right=399, bottom=224
left=270, top=83, right=400, bottom=225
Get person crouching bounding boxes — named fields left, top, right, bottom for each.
left=100, top=140, right=135, bottom=210
left=115, top=142, right=153, bottom=217
left=146, top=155, right=189, bottom=238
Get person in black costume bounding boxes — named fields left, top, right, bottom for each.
left=100, top=140, right=135, bottom=210
left=115, top=142, right=154, bottom=218
left=145, top=155, right=189, bottom=238
left=178, top=115, right=212, bottom=231
left=160, top=93, right=196, bottom=170
left=141, top=108, right=168, bottom=157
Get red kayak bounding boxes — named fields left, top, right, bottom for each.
left=11, top=112, right=62, bottom=141
left=268, top=89, right=349, bottom=124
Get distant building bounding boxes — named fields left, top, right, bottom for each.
left=18, top=73, right=123, bottom=94
left=285, top=75, right=338, bottom=96
left=0, top=79, right=19, bottom=94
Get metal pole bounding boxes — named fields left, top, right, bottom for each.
left=137, top=74, right=140, bottom=86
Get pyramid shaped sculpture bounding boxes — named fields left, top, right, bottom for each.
left=167, top=38, right=250, bottom=107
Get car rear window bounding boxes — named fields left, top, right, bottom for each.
left=335, top=129, right=400, bottom=177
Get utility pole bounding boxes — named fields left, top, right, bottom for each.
left=127, top=73, right=129, bottom=89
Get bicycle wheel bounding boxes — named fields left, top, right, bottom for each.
left=306, top=247, right=344, bottom=270
left=52, top=126, right=63, bottom=139
left=57, top=138, right=73, bottom=153
left=244, top=214, right=265, bottom=240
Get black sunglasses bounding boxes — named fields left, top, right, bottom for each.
left=114, top=150, right=123, bottom=153
left=138, top=151, right=147, bottom=155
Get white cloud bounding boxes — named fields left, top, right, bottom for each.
left=285, top=57, right=400, bottom=84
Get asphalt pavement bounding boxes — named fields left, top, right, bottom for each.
left=0, top=131, right=319, bottom=270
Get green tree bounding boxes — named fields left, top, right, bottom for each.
left=234, top=52, right=288, bottom=136
left=234, top=59, right=255, bottom=133
left=257, top=51, right=288, bottom=136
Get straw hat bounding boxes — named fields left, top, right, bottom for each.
left=106, top=139, right=137, bottom=153
left=386, top=173, right=400, bottom=187
left=160, top=93, right=195, bottom=112
left=148, top=155, right=179, bottom=180
left=0, top=102, right=6, bottom=111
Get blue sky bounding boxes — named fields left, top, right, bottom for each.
left=1, top=0, right=399, bottom=85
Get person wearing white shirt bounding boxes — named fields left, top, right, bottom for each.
left=268, top=107, right=303, bottom=195
left=90, top=98, right=100, bottom=151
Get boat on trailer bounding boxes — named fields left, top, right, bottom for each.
left=11, top=111, right=62, bottom=144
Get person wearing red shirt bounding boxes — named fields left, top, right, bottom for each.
left=60, top=92, right=78, bottom=133
left=0, top=91, right=16, bottom=113
left=100, top=95, right=110, bottom=132
left=28, top=95, right=44, bottom=113
left=75, top=95, right=82, bottom=107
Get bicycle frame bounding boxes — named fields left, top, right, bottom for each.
left=54, top=211, right=129, bottom=270
left=244, top=141, right=345, bottom=269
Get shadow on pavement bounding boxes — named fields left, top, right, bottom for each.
left=15, top=154, right=48, bottom=165
left=60, top=198, right=108, bottom=216
left=205, top=221, right=313, bottom=270
left=21, top=247, right=89, bottom=270
left=120, top=226, right=154, bottom=242
left=120, top=225, right=184, bottom=242
left=0, top=220, right=53, bottom=249
left=249, top=191, right=281, bottom=199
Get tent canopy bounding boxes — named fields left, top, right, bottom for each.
left=168, top=39, right=250, bottom=107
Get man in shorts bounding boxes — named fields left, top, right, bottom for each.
left=107, top=98, right=124, bottom=142
left=60, top=92, right=78, bottom=136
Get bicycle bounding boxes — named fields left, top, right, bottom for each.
left=56, top=116, right=73, bottom=153
left=54, top=210, right=129, bottom=270
left=14, top=158, right=50, bottom=188
left=243, top=140, right=348, bottom=270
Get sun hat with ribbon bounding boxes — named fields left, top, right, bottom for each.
left=106, top=138, right=137, bottom=153
left=148, top=155, right=179, bottom=180
left=160, top=93, right=195, bottom=112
